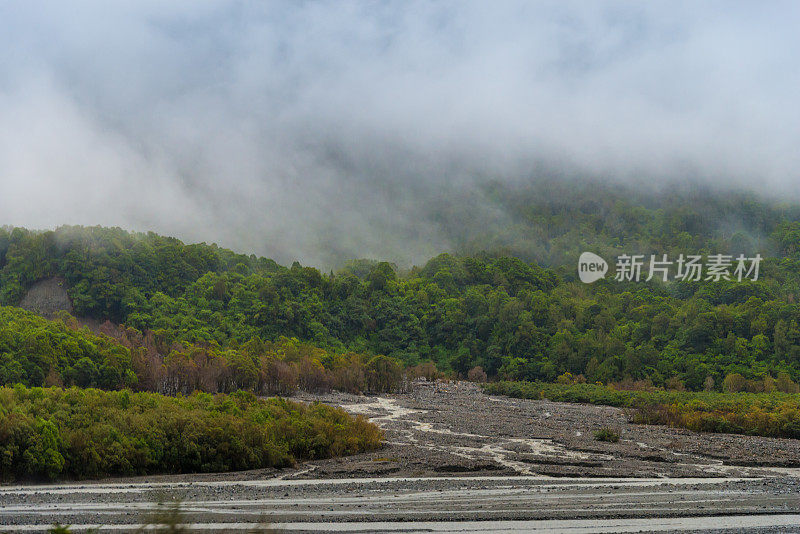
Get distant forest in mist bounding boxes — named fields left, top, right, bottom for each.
left=3, top=179, right=800, bottom=396
left=416, top=178, right=791, bottom=268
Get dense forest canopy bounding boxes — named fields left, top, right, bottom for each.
left=0, top=306, right=135, bottom=389
left=3, top=182, right=800, bottom=392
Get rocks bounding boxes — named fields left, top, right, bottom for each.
left=3, top=475, right=800, bottom=529
left=18, top=277, right=73, bottom=318
left=293, top=381, right=800, bottom=480
left=4, top=381, right=800, bottom=531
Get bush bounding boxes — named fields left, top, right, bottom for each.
left=467, top=366, right=488, bottom=383
left=365, top=355, right=403, bottom=393
left=408, top=361, right=441, bottom=382
left=593, top=428, right=620, bottom=442
left=723, top=373, right=747, bottom=393
left=0, top=386, right=383, bottom=481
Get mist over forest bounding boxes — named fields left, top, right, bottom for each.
left=2, top=1, right=799, bottom=268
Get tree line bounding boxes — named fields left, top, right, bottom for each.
left=0, top=305, right=415, bottom=395
left=2, top=199, right=800, bottom=392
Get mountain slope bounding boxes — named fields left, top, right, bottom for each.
left=2, top=184, right=800, bottom=389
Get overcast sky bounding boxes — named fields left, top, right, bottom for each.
left=1, top=1, right=798, bottom=266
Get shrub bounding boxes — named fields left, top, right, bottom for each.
left=723, top=373, right=747, bottom=393
left=408, top=361, right=441, bottom=382
left=365, top=355, right=403, bottom=393
left=664, top=377, right=686, bottom=392
left=467, top=366, right=488, bottom=383
left=0, top=386, right=383, bottom=481
left=593, top=427, right=620, bottom=442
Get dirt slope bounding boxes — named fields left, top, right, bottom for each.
left=18, top=277, right=73, bottom=318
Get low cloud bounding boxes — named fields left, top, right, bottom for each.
left=1, top=1, right=798, bottom=266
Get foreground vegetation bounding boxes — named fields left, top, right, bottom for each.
left=0, top=385, right=382, bottom=481
left=486, top=381, right=800, bottom=439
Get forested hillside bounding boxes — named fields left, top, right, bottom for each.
left=0, top=306, right=135, bottom=389
left=3, top=183, right=800, bottom=392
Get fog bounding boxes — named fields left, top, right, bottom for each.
left=1, top=1, right=798, bottom=267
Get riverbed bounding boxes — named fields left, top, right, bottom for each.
left=2, top=381, right=800, bottom=532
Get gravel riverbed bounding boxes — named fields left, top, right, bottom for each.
left=2, top=381, right=800, bottom=533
